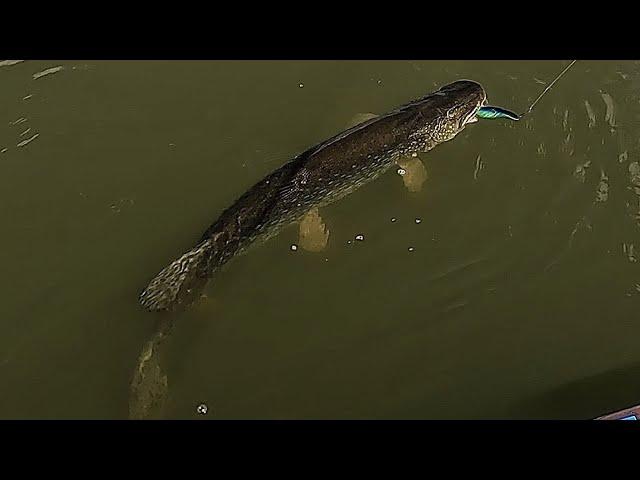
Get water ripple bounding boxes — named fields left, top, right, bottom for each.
left=32, top=66, right=63, bottom=80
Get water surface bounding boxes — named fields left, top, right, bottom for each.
left=1, top=60, right=639, bottom=419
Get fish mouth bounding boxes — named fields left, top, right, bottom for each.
left=466, top=92, right=489, bottom=125
left=461, top=99, right=485, bottom=126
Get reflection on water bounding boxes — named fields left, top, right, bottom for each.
left=2, top=60, right=640, bottom=419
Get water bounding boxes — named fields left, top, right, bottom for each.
left=2, top=60, right=640, bottom=419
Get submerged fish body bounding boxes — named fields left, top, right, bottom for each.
left=139, top=80, right=486, bottom=311
left=476, top=105, right=520, bottom=121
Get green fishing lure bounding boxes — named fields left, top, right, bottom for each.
left=476, top=106, right=520, bottom=121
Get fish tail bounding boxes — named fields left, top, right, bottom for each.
left=139, top=239, right=216, bottom=311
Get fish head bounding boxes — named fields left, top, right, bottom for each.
left=437, top=79, right=487, bottom=129
left=416, top=80, right=487, bottom=145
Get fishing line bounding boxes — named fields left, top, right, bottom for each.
left=476, top=60, right=578, bottom=121
left=518, top=60, right=577, bottom=119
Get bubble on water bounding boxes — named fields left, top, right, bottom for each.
left=596, top=170, right=609, bottom=203
left=298, top=83, right=304, bottom=88
left=619, top=151, right=628, bottom=163
left=574, top=160, right=591, bottom=183
left=408, top=247, right=415, bottom=252
left=290, top=244, right=298, bottom=251
left=355, top=234, right=364, bottom=241
left=196, top=404, right=208, bottom=415
left=391, top=217, right=397, bottom=222
left=415, top=218, right=421, bottom=224
left=397, top=168, right=406, bottom=176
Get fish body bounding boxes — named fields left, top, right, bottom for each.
left=476, top=105, right=520, bottom=121
left=139, top=80, right=486, bottom=311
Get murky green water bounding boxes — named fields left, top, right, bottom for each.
left=2, top=60, right=640, bottom=419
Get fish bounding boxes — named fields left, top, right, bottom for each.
left=139, top=80, right=487, bottom=311
left=476, top=105, right=520, bottom=121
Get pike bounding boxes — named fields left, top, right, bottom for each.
left=139, top=80, right=486, bottom=311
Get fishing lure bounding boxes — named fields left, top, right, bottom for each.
left=477, top=106, right=520, bottom=121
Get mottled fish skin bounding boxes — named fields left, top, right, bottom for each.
left=139, top=80, right=486, bottom=311
left=477, top=105, right=520, bottom=121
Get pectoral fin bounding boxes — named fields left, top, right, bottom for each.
left=396, top=156, right=428, bottom=193
left=129, top=318, right=174, bottom=419
left=346, top=112, right=378, bottom=129
left=298, top=208, right=330, bottom=252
